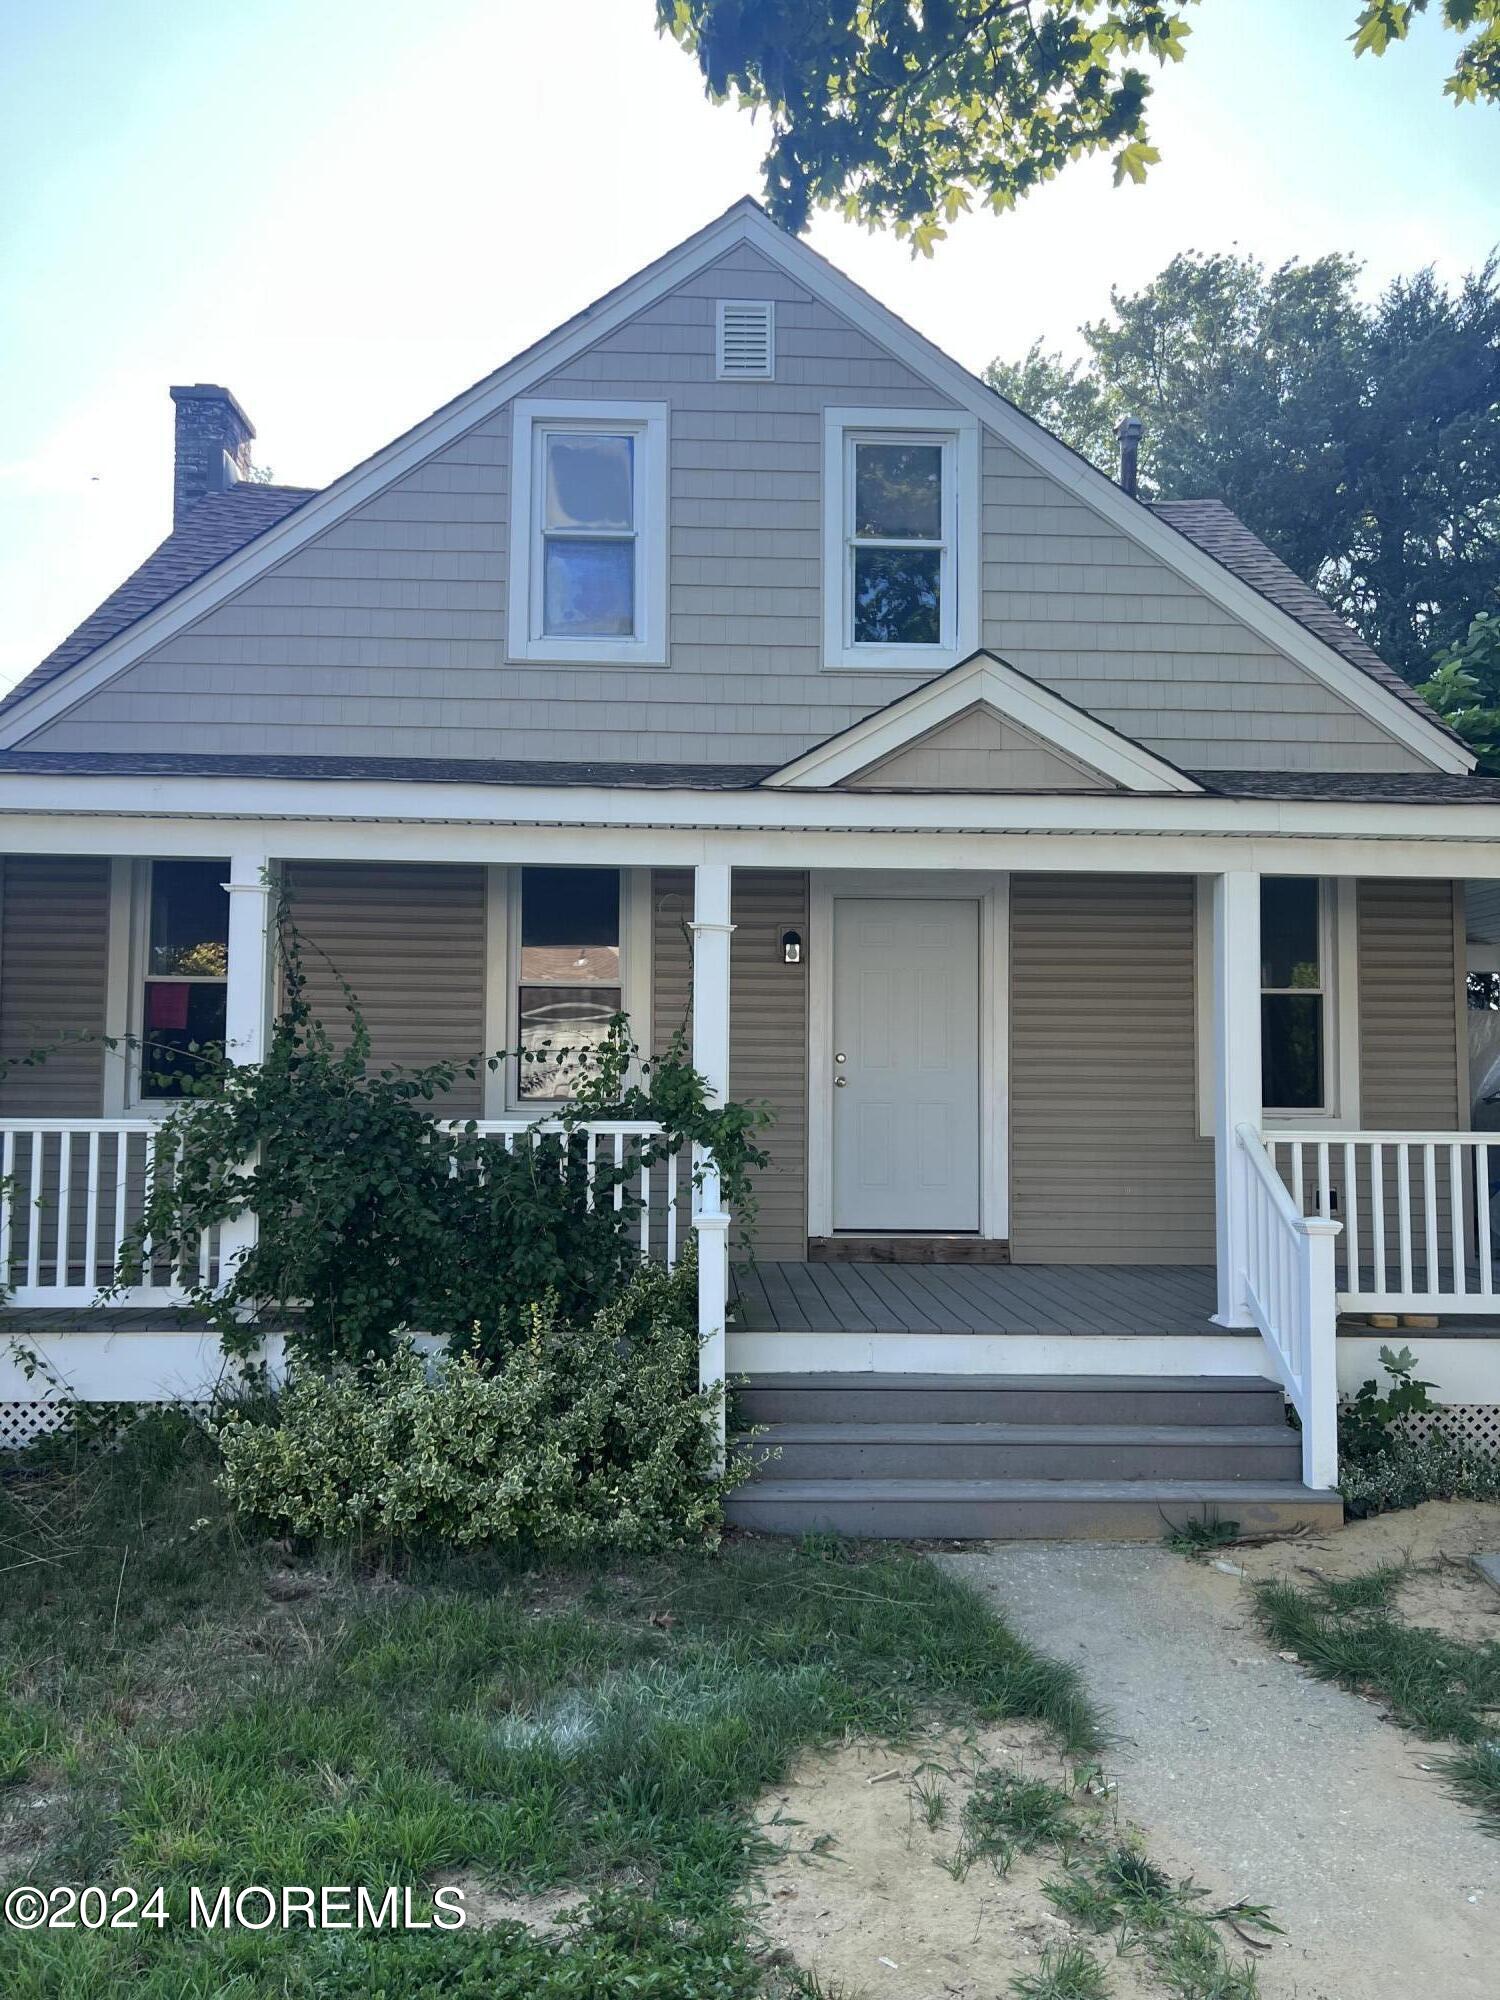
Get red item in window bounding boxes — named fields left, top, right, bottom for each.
left=146, top=983, right=191, bottom=1030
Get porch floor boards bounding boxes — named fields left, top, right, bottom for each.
left=730, top=1260, right=1221, bottom=1337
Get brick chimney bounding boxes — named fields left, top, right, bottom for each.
left=169, top=384, right=255, bottom=525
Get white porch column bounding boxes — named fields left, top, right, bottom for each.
left=1210, top=870, right=1262, bottom=1328
left=689, top=862, right=734, bottom=1448
left=217, top=854, right=274, bottom=1285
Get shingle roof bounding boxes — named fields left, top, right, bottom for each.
left=1188, top=769, right=1500, bottom=802
left=1149, top=498, right=1464, bottom=750
left=0, top=483, right=315, bottom=716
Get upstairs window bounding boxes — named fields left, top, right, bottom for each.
left=140, top=859, right=228, bottom=1098
left=823, top=408, right=978, bottom=669
left=1261, top=877, right=1326, bottom=1112
left=508, top=400, right=667, bottom=665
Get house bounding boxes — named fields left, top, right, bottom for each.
left=2, top=199, right=1498, bottom=1532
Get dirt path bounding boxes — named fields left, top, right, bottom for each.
left=940, top=1536, right=1500, bottom=2000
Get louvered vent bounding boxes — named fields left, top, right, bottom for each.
left=716, top=299, right=774, bottom=380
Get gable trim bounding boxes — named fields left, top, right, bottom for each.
left=1, top=200, right=1470, bottom=774
left=765, top=652, right=1204, bottom=794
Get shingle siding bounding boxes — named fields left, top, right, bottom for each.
left=20, top=240, right=1424, bottom=775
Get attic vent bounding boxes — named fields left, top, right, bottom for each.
left=716, top=299, right=774, bottom=380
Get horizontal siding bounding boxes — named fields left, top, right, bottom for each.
left=1359, top=879, right=1461, bottom=1127
left=26, top=238, right=1419, bottom=776
left=283, top=862, right=487, bottom=1116
left=1010, top=874, right=1213, bottom=1263
left=0, top=856, right=108, bottom=1115
left=653, top=868, right=808, bottom=1260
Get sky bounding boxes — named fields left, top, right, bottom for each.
left=1, top=0, right=1497, bottom=694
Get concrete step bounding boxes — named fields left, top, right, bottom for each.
left=725, top=1478, right=1343, bottom=1542
left=739, top=1421, right=1302, bottom=1484
left=734, top=1373, right=1286, bottom=1429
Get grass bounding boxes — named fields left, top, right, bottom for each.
left=1159, top=1515, right=1241, bottom=1558
left=1253, top=1569, right=1500, bottom=1829
left=1010, top=1940, right=1110, bottom=1999
left=0, top=1412, right=1101, bottom=1998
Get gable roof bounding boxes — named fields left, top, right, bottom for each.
left=765, top=651, right=1203, bottom=793
left=0, top=198, right=1470, bottom=773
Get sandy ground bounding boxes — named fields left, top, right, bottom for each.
left=747, top=1723, right=1170, bottom=2000
left=942, top=1510, right=1500, bottom=2000
left=1186, top=1496, right=1500, bottom=1646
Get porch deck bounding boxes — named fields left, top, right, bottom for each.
left=730, top=1260, right=1221, bottom=1337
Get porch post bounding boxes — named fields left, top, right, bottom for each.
left=217, top=854, right=274, bottom=1286
left=690, top=862, right=734, bottom=1451
left=1210, top=870, right=1261, bottom=1328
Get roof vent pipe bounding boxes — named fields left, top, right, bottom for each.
left=1114, top=414, right=1144, bottom=497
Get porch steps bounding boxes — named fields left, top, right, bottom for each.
left=725, top=1373, right=1341, bottom=1541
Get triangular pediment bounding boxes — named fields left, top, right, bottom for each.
left=765, top=652, right=1202, bottom=794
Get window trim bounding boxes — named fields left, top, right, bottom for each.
left=1195, top=876, right=1360, bottom=1134
left=124, top=858, right=230, bottom=1108
left=822, top=406, right=979, bottom=671
left=483, top=864, right=652, bottom=1115
left=507, top=399, right=668, bottom=666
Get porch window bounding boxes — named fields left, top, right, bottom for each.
left=140, top=859, right=229, bottom=1097
left=516, top=866, right=621, bottom=1100
left=1261, top=877, right=1325, bottom=1112
left=823, top=408, right=979, bottom=669
left=507, top=400, right=667, bottom=665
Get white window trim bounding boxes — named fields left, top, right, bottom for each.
left=506, top=398, right=668, bottom=667
left=482, top=864, right=652, bottom=1116
left=1195, top=875, right=1360, bottom=1135
left=121, top=858, right=231, bottom=1110
left=822, top=406, right=979, bottom=672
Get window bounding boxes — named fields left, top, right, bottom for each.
left=139, top=859, right=229, bottom=1097
left=516, top=867, right=621, bottom=1100
left=823, top=408, right=978, bottom=669
left=508, top=400, right=667, bottom=665
left=1261, top=877, right=1326, bottom=1112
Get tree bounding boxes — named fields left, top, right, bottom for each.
left=1416, top=603, right=1500, bottom=766
left=985, top=251, right=1500, bottom=680
left=658, top=2, right=1500, bottom=245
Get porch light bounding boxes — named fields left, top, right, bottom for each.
left=781, top=929, right=803, bottom=965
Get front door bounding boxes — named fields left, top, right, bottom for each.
left=831, top=897, right=981, bottom=1232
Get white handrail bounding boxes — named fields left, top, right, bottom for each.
left=1265, top=1128, right=1496, bottom=1311
left=1236, top=1122, right=1340, bottom=1489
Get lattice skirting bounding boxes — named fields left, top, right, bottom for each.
left=0, top=1399, right=209, bottom=1451
left=1399, top=1405, right=1500, bottom=1453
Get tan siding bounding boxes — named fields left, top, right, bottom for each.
left=1358, top=879, right=1462, bottom=1127
left=1010, top=875, right=1213, bottom=1263
left=652, top=868, right=808, bottom=1259
left=843, top=704, right=1115, bottom=790
left=0, top=857, right=109, bottom=1114
left=27, top=239, right=1421, bottom=776
left=283, top=863, right=487, bottom=1116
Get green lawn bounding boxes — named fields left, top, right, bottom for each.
left=0, top=1415, right=1098, bottom=1998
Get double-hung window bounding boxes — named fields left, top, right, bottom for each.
left=508, top=400, right=667, bottom=665
left=823, top=407, right=978, bottom=669
left=1261, top=877, right=1329, bottom=1113
left=138, top=859, right=229, bottom=1098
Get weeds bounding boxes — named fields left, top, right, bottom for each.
left=1161, top=1515, right=1241, bottom=1557
left=1009, top=1940, right=1110, bottom=1999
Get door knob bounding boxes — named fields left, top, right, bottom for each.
left=834, top=1076, right=847, bottom=1088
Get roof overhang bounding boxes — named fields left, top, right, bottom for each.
left=0, top=199, right=1472, bottom=776
left=765, top=650, right=1202, bottom=793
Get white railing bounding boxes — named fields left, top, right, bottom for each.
left=0, top=1116, right=687, bottom=1308
left=1265, top=1130, right=1499, bottom=1314
left=1237, top=1122, right=1340, bottom=1488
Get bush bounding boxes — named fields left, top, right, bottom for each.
left=214, top=1255, right=748, bottom=1552
left=1339, top=1428, right=1500, bottom=1519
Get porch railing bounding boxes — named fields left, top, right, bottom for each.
left=0, top=1115, right=687, bottom=1308
left=1237, top=1122, right=1340, bottom=1488
left=1264, top=1130, right=1498, bottom=1314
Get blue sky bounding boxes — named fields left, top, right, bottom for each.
left=1, top=0, right=1496, bottom=691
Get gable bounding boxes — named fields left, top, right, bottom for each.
left=5, top=203, right=1467, bottom=779
left=840, top=702, right=1117, bottom=791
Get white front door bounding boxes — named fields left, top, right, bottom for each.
left=831, top=897, right=981, bottom=1232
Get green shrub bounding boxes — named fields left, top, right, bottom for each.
left=214, top=1255, right=747, bottom=1552
left=1339, top=1344, right=1438, bottom=1462
left=1339, top=1428, right=1500, bottom=1518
